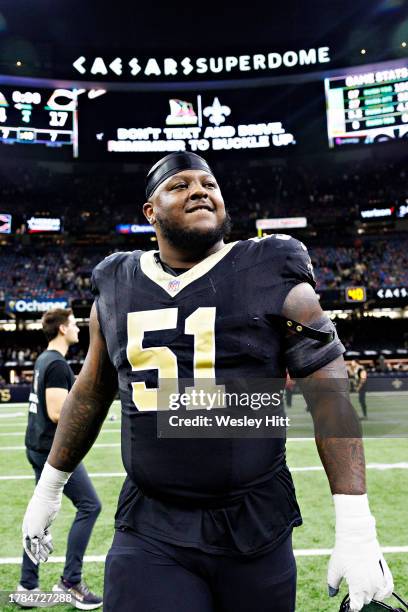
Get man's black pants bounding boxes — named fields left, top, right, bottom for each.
left=359, top=387, right=367, bottom=418
left=21, top=449, right=102, bottom=589
left=104, top=529, right=297, bottom=611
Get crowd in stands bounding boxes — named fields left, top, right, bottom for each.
left=1, top=155, right=408, bottom=386
left=1, top=155, right=407, bottom=236
left=0, top=343, right=86, bottom=386
left=0, top=245, right=103, bottom=299
left=311, top=239, right=408, bottom=290
left=0, top=344, right=86, bottom=366
left=0, top=237, right=407, bottom=300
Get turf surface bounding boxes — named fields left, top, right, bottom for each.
left=0, top=396, right=406, bottom=611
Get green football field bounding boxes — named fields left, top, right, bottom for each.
left=0, top=396, right=407, bottom=611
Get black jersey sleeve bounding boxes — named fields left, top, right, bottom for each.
left=274, top=237, right=345, bottom=376
left=255, top=234, right=315, bottom=315
left=91, top=251, right=132, bottom=336
left=91, top=252, right=127, bottom=297
left=45, top=360, right=72, bottom=390
left=280, top=236, right=316, bottom=290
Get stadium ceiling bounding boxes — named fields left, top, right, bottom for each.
left=0, top=0, right=407, bottom=57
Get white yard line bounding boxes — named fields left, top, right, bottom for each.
left=0, top=472, right=126, bottom=481
left=293, top=546, right=408, bottom=557
left=1, top=464, right=407, bottom=482
left=0, top=443, right=121, bottom=451
left=1, top=546, right=407, bottom=564
left=0, top=429, right=121, bottom=437
left=291, top=463, right=408, bottom=472
left=287, top=437, right=406, bottom=442
left=0, top=432, right=26, bottom=436
left=0, top=555, right=107, bottom=565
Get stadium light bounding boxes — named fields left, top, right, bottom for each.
left=402, top=41, right=407, bottom=47
left=360, top=49, right=366, bottom=55
left=16, top=60, right=22, bottom=66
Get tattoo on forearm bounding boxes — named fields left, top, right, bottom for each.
left=300, top=357, right=366, bottom=495
left=316, top=437, right=366, bottom=494
left=48, top=352, right=117, bottom=471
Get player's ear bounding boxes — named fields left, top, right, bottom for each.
left=143, top=201, right=155, bottom=225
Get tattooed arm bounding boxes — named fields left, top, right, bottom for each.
left=282, top=283, right=393, bottom=610
left=282, top=282, right=365, bottom=493
left=22, top=303, right=118, bottom=564
left=301, top=357, right=365, bottom=494
left=48, top=303, right=118, bottom=471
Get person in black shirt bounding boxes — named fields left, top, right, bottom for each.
left=17, top=308, right=103, bottom=610
left=357, top=363, right=368, bottom=420
left=349, top=360, right=368, bottom=419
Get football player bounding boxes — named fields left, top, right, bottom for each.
left=22, top=152, right=393, bottom=611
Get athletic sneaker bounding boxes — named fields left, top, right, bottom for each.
left=52, top=577, right=102, bottom=610
left=14, top=584, right=51, bottom=608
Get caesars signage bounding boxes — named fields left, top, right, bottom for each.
left=6, top=298, right=69, bottom=314
left=72, top=46, right=331, bottom=79
left=377, top=287, right=408, bottom=300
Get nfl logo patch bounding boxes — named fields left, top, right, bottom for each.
left=167, top=279, right=180, bottom=293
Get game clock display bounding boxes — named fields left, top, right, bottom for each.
left=345, top=286, right=367, bottom=303
left=0, top=86, right=77, bottom=153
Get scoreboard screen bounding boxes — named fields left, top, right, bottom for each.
left=345, top=286, right=367, bottom=303
left=78, top=87, right=298, bottom=159
left=26, top=216, right=63, bottom=233
left=325, top=66, right=408, bottom=147
left=0, top=213, right=12, bottom=234
left=0, top=86, right=77, bottom=154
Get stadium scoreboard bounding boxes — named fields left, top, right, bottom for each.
left=325, top=66, right=408, bottom=147
left=0, top=86, right=77, bottom=153
left=78, top=89, right=297, bottom=158
left=345, top=286, right=366, bottom=303
left=1, top=59, right=407, bottom=160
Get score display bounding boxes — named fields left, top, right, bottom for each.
left=0, top=86, right=77, bottom=153
left=345, top=287, right=367, bottom=303
left=325, top=66, right=408, bottom=147
left=0, top=213, right=12, bottom=234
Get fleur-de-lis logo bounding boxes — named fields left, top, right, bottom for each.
left=392, top=379, right=403, bottom=390
left=203, top=97, right=231, bottom=126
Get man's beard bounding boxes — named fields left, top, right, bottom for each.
left=155, top=212, right=232, bottom=255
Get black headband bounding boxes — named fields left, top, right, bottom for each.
left=145, top=152, right=214, bottom=200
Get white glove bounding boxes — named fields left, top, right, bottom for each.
left=328, top=494, right=394, bottom=611
left=22, top=462, right=71, bottom=565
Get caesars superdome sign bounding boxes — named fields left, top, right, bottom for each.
left=72, top=46, right=331, bottom=80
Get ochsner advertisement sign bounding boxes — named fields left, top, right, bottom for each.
left=6, top=298, right=69, bottom=314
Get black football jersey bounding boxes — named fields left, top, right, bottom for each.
left=91, top=235, right=343, bottom=555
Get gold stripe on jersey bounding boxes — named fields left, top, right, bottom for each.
left=139, top=241, right=238, bottom=297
